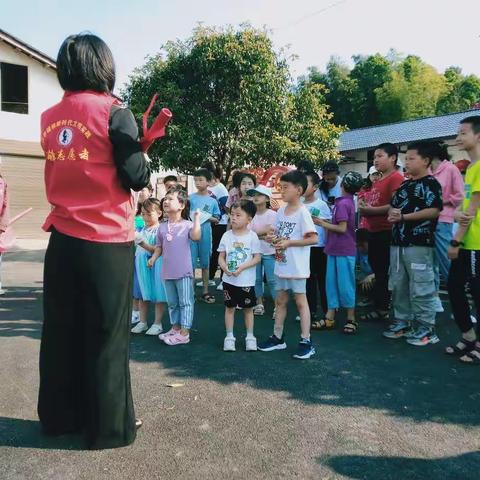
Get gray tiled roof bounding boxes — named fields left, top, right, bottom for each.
left=339, top=109, right=480, bottom=152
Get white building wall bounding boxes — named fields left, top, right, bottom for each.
left=0, top=42, right=62, bottom=142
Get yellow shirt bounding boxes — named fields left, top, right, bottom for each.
left=463, top=160, right=480, bottom=250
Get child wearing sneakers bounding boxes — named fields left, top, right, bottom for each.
left=218, top=200, right=262, bottom=351
left=189, top=169, right=221, bottom=304
left=148, top=186, right=201, bottom=345
left=258, top=170, right=318, bottom=359
left=384, top=141, right=443, bottom=346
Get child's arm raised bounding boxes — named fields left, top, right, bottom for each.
left=147, top=246, right=162, bottom=268
left=191, top=209, right=201, bottom=241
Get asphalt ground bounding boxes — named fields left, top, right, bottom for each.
left=1, top=245, right=479, bottom=479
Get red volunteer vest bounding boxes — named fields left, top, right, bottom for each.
left=41, top=90, right=135, bottom=242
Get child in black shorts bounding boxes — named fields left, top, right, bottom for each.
left=218, top=200, right=262, bottom=351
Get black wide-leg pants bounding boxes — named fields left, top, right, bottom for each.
left=38, top=230, right=136, bottom=449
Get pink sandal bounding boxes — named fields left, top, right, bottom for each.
left=164, top=331, right=190, bottom=345
left=159, top=328, right=179, bottom=340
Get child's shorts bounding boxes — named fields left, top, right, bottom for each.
left=275, top=277, right=306, bottom=294
left=223, top=282, right=256, bottom=309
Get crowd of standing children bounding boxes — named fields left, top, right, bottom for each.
left=128, top=115, right=480, bottom=363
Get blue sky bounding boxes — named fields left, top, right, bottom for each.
left=3, top=0, right=480, bottom=94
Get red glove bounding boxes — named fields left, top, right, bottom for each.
left=140, top=94, right=172, bottom=152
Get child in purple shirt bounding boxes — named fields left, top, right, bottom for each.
left=318, top=172, right=364, bottom=334
left=149, top=186, right=201, bottom=345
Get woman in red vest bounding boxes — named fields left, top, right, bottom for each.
left=38, top=34, right=150, bottom=449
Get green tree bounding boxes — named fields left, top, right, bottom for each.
left=123, top=25, right=342, bottom=178
left=350, top=54, right=393, bottom=126
left=437, top=67, right=480, bottom=114
left=375, top=56, right=447, bottom=123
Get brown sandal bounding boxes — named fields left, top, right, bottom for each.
left=312, top=318, right=335, bottom=330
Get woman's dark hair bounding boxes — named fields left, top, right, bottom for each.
left=231, top=171, right=246, bottom=189
left=57, top=33, right=116, bottom=92
left=231, top=199, right=257, bottom=218
left=142, top=198, right=162, bottom=221
left=280, top=170, right=308, bottom=195
left=240, top=172, right=257, bottom=187
left=428, top=142, right=451, bottom=161
left=166, top=185, right=190, bottom=220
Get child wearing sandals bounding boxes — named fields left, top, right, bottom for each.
left=248, top=185, right=277, bottom=316
left=317, top=172, right=364, bottom=334
left=148, top=186, right=201, bottom=345
left=132, top=198, right=168, bottom=335
left=218, top=199, right=262, bottom=351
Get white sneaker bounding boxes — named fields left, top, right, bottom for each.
left=145, top=324, right=163, bottom=336
left=295, top=315, right=301, bottom=322
left=131, top=311, right=140, bottom=324
left=245, top=337, right=257, bottom=351
left=216, top=283, right=223, bottom=291
left=196, top=280, right=216, bottom=287
left=223, top=337, right=236, bottom=351
left=0, top=289, right=6, bottom=296
left=131, top=322, right=148, bottom=334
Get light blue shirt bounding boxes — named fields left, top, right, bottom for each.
left=188, top=193, right=221, bottom=227
left=317, top=177, right=343, bottom=205
left=302, top=198, right=332, bottom=247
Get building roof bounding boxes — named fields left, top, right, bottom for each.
left=339, top=109, right=480, bottom=152
left=0, top=29, right=56, bottom=69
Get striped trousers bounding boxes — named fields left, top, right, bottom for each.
left=164, top=277, right=195, bottom=329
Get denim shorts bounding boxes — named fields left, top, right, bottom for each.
left=275, top=276, right=307, bottom=294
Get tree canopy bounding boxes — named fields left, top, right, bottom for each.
left=123, top=25, right=343, bottom=177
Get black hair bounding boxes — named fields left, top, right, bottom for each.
left=356, top=228, right=369, bottom=244
left=56, top=33, right=115, bottom=92
left=280, top=170, right=308, bottom=195
left=231, top=199, right=257, bottom=218
left=305, top=171, right=321, bottom=187
left=427, top=142, right=451, bottom=161
left=322, top=161, right=340, bottom=174
left=231, top=171, right=246, bottom=189
left=460, top=115, right=480, bottom=135
left=362, top=176, right=373, bottom=190
left=240, top=172, right=257, bottom=187
left=165, top=185, right=190, bottom=220
left=202, top=161, right=224, bottom=182
left=193, top=168, right=213, bottom=182
left=375, top=143, right=398, bottom=160
left=142, top=198, right=162, bottom=221
left=296, top=159, right=316, bottom=174
left=163, top=175, right=178, bottom=184
left=407, top=141, right=440, bottom=166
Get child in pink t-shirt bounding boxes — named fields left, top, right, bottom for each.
left=248, top=185, right=277, bottom=316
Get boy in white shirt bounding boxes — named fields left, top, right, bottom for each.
left=258, top=170, right=318, bottom=359
left=218, top=200, right=262, bottom=351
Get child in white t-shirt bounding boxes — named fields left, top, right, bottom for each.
left=258, top=170, right=318, bottom=360
left=218, top=200, right=261, bottom=352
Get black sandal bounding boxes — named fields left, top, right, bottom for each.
left=359, top=310, right=388, bottom=322
left=459, top=347, right=480, bottom=365
left=200, top=293, right=215, bottom=304
left=343, top=320, right=358, bottom=335
left=445, top=339, right=476, bottom=356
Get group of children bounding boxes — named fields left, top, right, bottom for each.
left=128, top=114, right=480, bottom=363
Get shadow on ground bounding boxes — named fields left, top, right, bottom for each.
left=129, top=291, right=480, bottom=429
left=323, top=451, right=480, bottom=480
left=0, top=417, right=85, bottom=450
